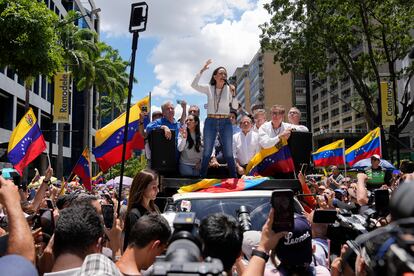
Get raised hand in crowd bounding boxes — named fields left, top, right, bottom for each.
left=179, top=99, right=187, bottom=124
left=179, top=126, right=187, bottom=139
left=331, top=243, right=354, bottom=276
left=242, top=208, right=287, bottom=276
left=356, top=173, right=369, bottom=206
left=0, top=176, right=35, bottom=263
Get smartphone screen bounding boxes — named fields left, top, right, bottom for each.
left=312, top=209, right=337, bottom=224
left=101, top=204, right=114, bottom=229
left=271, top=189, right=294, bottom=232
left=374, top=189, right=389, bottom=216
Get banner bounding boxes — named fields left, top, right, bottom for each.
left=380, top=81, right=395, bottom=127
left=53, top=72, right=71, bottom=123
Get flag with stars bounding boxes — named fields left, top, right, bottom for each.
left=7, top=108, right=47, bottom=175
left=93, top=96, right=148, bottom=172
left=312, top=139, right=345, bottom=167
left=345, top=127, right=381, bottom=166
left=246, top=139, right=295, bottom=176
left=72, top=148, right=91, bottom=191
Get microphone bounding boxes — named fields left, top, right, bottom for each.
left=223, top=79, right=230, bottom=85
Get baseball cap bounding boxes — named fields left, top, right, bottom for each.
left=275, top=214, right=313, bottom=266
left=242, top=230, right=261, bottom=259
left=371, top=154, right=381, bottom=160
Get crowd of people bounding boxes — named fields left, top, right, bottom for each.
left=0, top=160, right=413, bottom=275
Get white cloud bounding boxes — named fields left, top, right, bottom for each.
left=97, top=0, right=270, bottom=99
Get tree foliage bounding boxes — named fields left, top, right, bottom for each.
left=260, top=0, right=414, bottom=132
left=0, top=0, right=63, bottom=79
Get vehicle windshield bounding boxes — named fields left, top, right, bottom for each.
left=173, top=196, right=303, bottom=231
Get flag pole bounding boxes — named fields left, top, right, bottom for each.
left=45, top=146, right=51, bottom=168
left=342, top=139, right=347, bottom=177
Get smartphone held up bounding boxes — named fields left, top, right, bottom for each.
left=271, top=189, right=294, bottom=232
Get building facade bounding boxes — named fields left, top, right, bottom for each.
left=0, top=0, right=100, bottom=180
left=232, top=50, right=305, bottom=123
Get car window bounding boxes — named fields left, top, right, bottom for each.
left=174, top=196, right=303, bottom=231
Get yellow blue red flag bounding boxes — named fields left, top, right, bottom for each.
left=246, top=139, right=294, bottom=176
left=93, top=96, right=149, bottom=171
left=7, top=108, right=46, bottom=175
left=72, top=148, right=91, bottom=191
left=345, top=127, right=381, bottom=166
left=312, top=139, right=345, bottom=167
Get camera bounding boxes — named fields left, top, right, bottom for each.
left=237, top=205, right=251, bottom=232
left=152, top=212, right=224, bottom=275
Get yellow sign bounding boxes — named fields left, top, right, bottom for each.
left=380, top=81, right=395, bottom=127
left=53, top=72, right=71, bottom=123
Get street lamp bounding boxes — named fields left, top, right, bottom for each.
left=117, top=2, right=148, bottom=215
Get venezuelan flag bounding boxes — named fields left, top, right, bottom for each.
left=177, top=177, right=269, bottom=193
left=73, top=148, right=91, bottom=191
left=246, top=139, right=295, bottom=176
left=7, top=108, right=46, bottom=175
left=93, top=96, right=148, bottom=172
left=345, top=127, right=381, bottom=166
left=312, top=139, right=345, bottom=167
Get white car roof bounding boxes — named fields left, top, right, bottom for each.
left=172, top=190, right=273, bottom=201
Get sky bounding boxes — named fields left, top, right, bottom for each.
left=95, top=0, right=271, bottom=121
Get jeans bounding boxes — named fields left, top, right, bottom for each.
left=179, top=163, right=200, bottom=177
left=200, top=117, right=237, bottom=178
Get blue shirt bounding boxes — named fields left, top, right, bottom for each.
left=145, top=117, right=181, bottom=140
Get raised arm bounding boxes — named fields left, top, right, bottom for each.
left=191, top=59, right=212, bottom=94
left=0, top=176, right=35, bottom=263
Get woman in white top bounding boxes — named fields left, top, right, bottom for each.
left=177, top=114, right=203, bottom=177
left=191, top=59, right=238, bottom=177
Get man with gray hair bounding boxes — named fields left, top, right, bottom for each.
left=287, top=107, right=309, bottom=131
left=146, top=101, right=182, bottom=141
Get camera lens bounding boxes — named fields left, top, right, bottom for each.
left=237, top=205, right=251, bottom=232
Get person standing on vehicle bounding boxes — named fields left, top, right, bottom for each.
left=233, top=115, right=260, bottom=176
left=191, top=59, right=238, bottom=178
left=177, top=114, right=203, bottom=177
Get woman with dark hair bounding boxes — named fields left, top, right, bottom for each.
left=178, top=114, right=203, bottom=177
left=191, top=59, right=238, bottom=178
left=123, top=169, right=160, bottom=250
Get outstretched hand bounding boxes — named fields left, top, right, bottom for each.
left=201, top=59, right=212, bottom=73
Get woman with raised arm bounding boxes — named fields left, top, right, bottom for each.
left=178, top=114, right=203, bottom=177
left=191, top=59, right=238, bottom=178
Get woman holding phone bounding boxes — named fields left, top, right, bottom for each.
left=123, top=169, right=160, bottom=250
left=191, top=59, right=238, bottom=177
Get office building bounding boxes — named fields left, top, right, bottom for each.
left=0, top=0, right=100, bottom=179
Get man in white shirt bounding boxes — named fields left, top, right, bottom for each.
left=259, top=105, right=308, bottom=149
left=287, top=107, right=309, bottom=132
left=233, top=116, right=260, bottom=175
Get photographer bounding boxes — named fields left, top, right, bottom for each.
left=0, top=175, right=37, bottom=275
